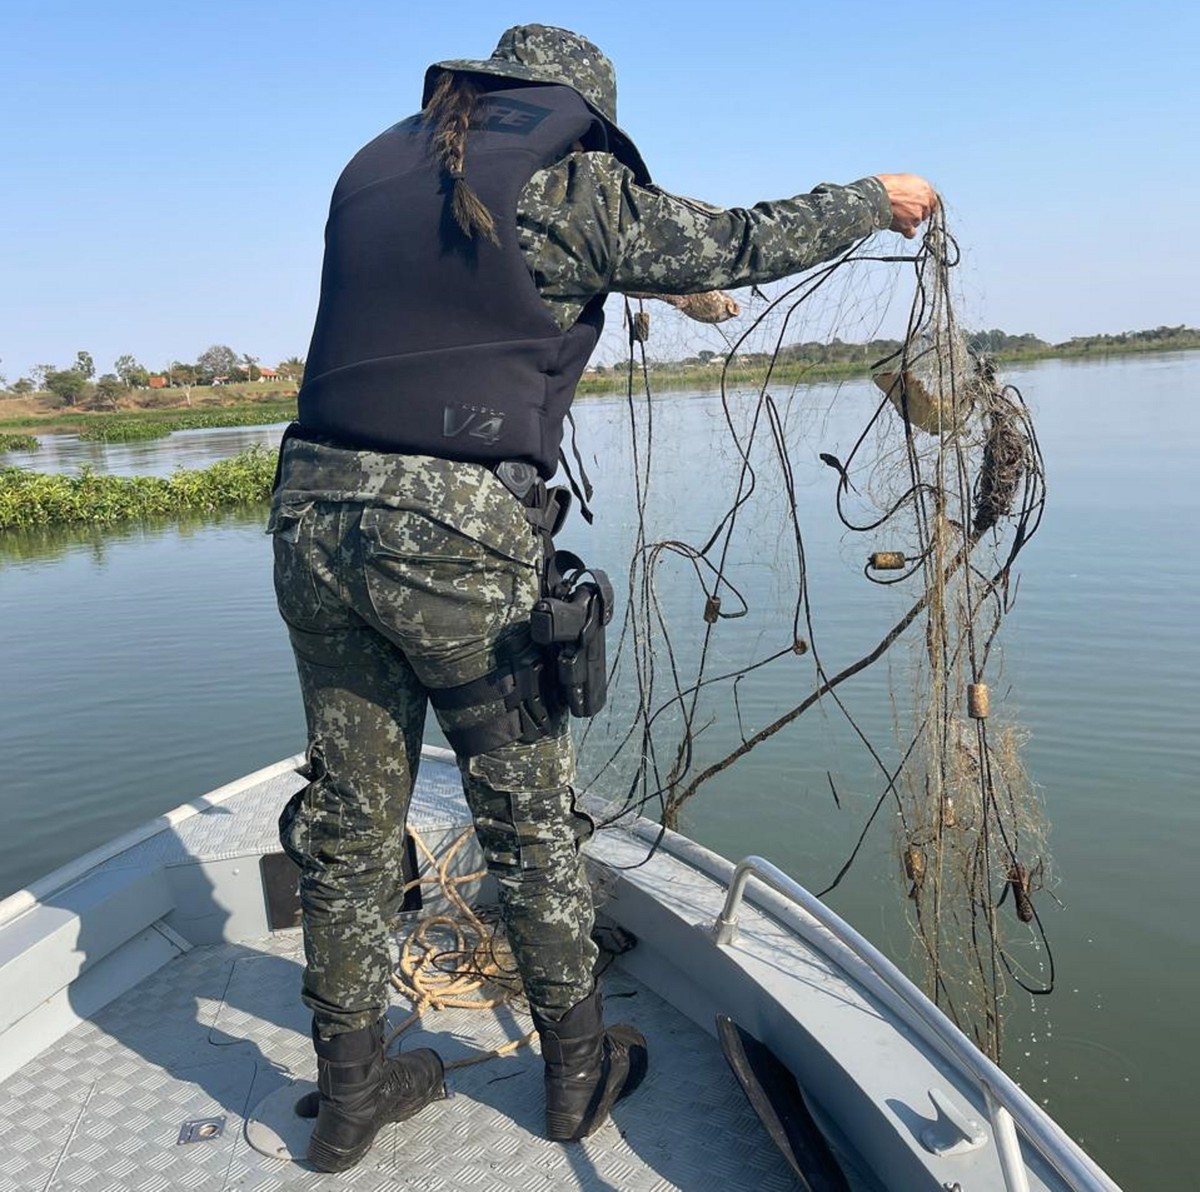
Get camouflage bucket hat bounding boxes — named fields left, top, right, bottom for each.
left=423, top=24, right=651, bottom=183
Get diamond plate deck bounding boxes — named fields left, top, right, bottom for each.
left=0, top=929, right=797, bottom=1192
left=0, top=751, right=1110, bottom=1192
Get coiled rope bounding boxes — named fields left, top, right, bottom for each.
left=386, top=826, right=535, bottom=1069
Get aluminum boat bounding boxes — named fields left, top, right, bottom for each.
left=0, top=748, right=1121, bottom=1191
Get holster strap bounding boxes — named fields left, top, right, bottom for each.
left=429, top=654, right=557, bottom=757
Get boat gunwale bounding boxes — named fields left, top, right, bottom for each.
left=0, top=753, right=306, bottom=927
left=607, top=820, right=1119, bottom=1192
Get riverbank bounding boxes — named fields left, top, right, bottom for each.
left=0, top=385, right=296, bottom=438
left=579, top=338, right=1200, bottom=396
left=4, top=341, right=1196, bottom=438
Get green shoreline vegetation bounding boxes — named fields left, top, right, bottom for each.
left=0, top=434, right=39, bottom=451
left=0, top=446, right=276, bottom=530
left=578, top=323, right=1200, bottom=396
left=0, top=504, right=271, bottom=566
left=4, top=327, right=1192, bottom=436
left=0, top=394, right=297, bottom=436
left=0, top=326, right=1194, bottom=529
left=74, top=405, right=298, bottom=442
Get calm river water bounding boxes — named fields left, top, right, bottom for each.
left=2, top=353, right=1196, bottom=1188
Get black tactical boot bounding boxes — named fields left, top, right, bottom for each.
left=306, top=1019, right=445, bottom=1172
left=531, top=988, right=648, bottom=1141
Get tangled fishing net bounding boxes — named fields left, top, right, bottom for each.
left=573, top=208, right=1053, bottom=1060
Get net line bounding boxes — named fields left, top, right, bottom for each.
left=575, top=208, right=1052, bottom=1058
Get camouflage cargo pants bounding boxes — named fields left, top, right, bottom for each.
left=269, top=437, right=598, bottom=1037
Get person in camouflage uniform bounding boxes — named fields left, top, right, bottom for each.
left=271, top=23, right=936, bottom=1172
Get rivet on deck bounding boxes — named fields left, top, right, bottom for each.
left=177, top=1116, right=226, bottom=1144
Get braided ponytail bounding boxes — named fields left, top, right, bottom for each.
left=424, top=71, right=500, bottom=246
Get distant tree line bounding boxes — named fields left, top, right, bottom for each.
left=965, top=325, right=1200, bottom=357
left=0, top=346, right=305, bottom=408
left=4, top=324, right=1197, bottom=407
left=602, top=324, right=1200, bottom=375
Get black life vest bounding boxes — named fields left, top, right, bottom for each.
left=297, top=84, right=609, bottom=479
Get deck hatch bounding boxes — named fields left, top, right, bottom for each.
left=260, top=853, right=302, bottom=930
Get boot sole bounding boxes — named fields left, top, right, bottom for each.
left=307, top=1131, right=376, bottom=1174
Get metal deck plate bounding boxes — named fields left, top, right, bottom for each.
left=0, top=929, right=797, bottom=1191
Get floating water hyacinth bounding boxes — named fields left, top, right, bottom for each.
left=0, top=446, right=276, bottom=529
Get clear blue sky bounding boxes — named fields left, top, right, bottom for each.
left=1, top=0, right=1195, bottom=379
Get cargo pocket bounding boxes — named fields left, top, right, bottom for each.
left=268, top=499, right=324, bottom=627
left=361, top=506, right=536, bottom=652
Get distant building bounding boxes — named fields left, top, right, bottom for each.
left=258, top=367, right=278, bottom=381
left=148, top=375, right=167, bottom=389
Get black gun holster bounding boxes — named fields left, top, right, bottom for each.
left=499, top=459, right=613, bottom=720
left=426, top=461, right=613, bottom=758
left=531, top=549, right=614, bottom=719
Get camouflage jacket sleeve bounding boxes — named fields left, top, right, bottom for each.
left=517, top=151, right=892, bottom=328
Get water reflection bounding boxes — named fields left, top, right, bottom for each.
left=6, top=422, right=287, bottom=478
left=0, top=505, right=271, bottom=567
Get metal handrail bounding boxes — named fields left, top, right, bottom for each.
left=711, top=856, right=1120, bottom=1192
